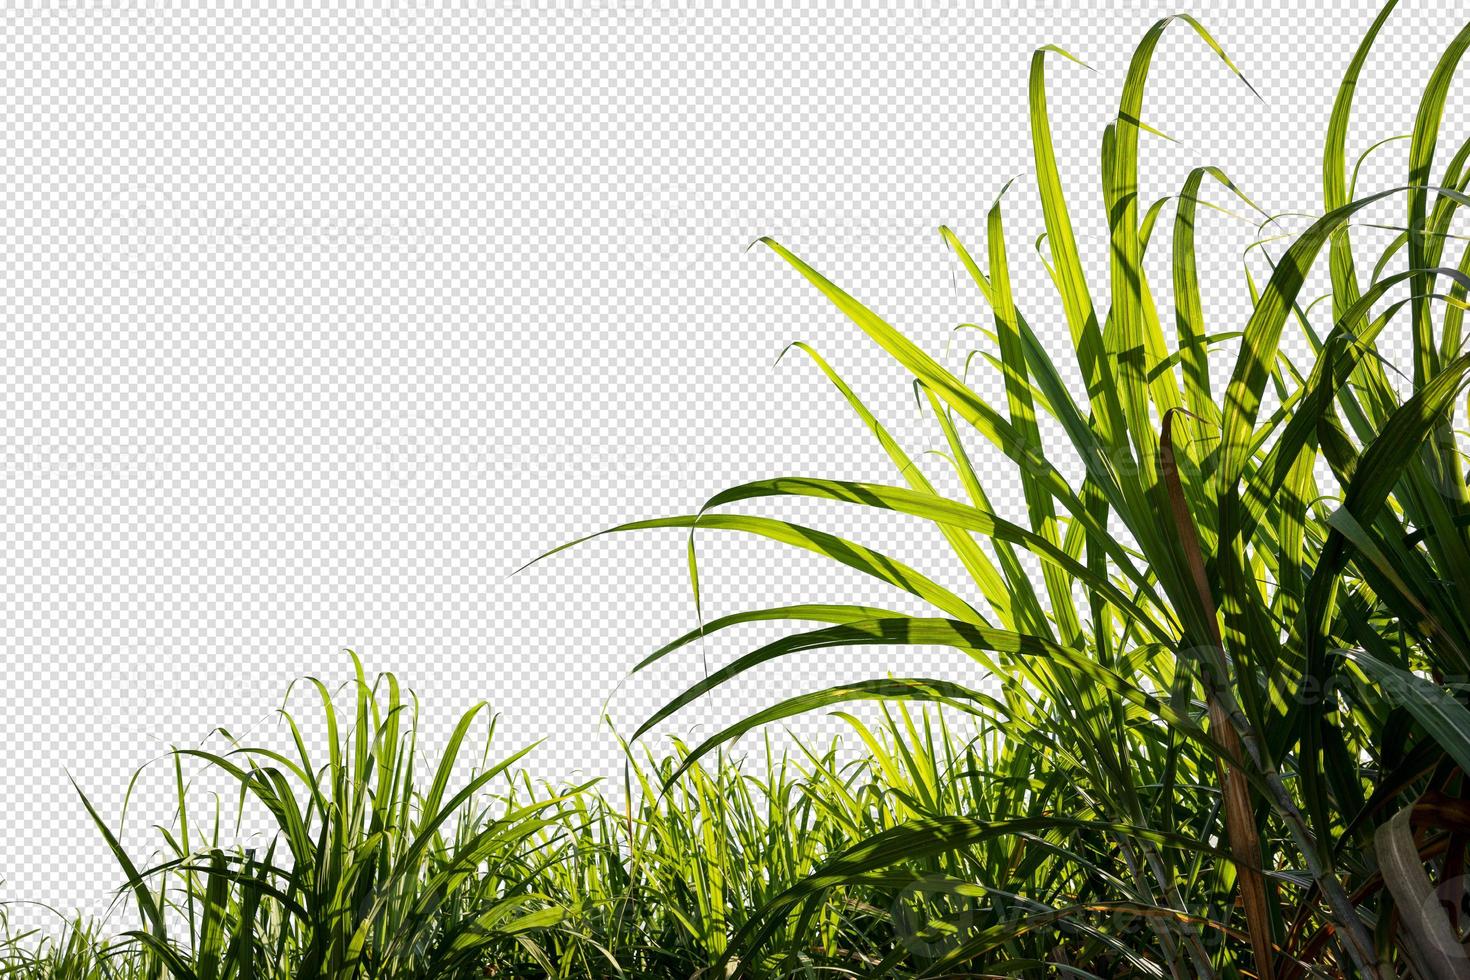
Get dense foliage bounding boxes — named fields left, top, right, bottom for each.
left=7, top=1, right=1470, bottom=975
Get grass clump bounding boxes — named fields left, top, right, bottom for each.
left=8, top=0, right=1470, bottom=975
left=0, top=657, right=1033, bottom=977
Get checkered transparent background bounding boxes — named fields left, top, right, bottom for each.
left=1, top=0, right=1462, bottom=928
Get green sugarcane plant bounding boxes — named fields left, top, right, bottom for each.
left=7, top=2, right=1470, bottom=977
left=3, top=662, right=1038, bottom=977
left=66, top=653, right=591, bottom=980
left=546, top=1, right=1470, bottom=976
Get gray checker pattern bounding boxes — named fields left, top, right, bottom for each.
left=0, top=0, right=1459, bottom=927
